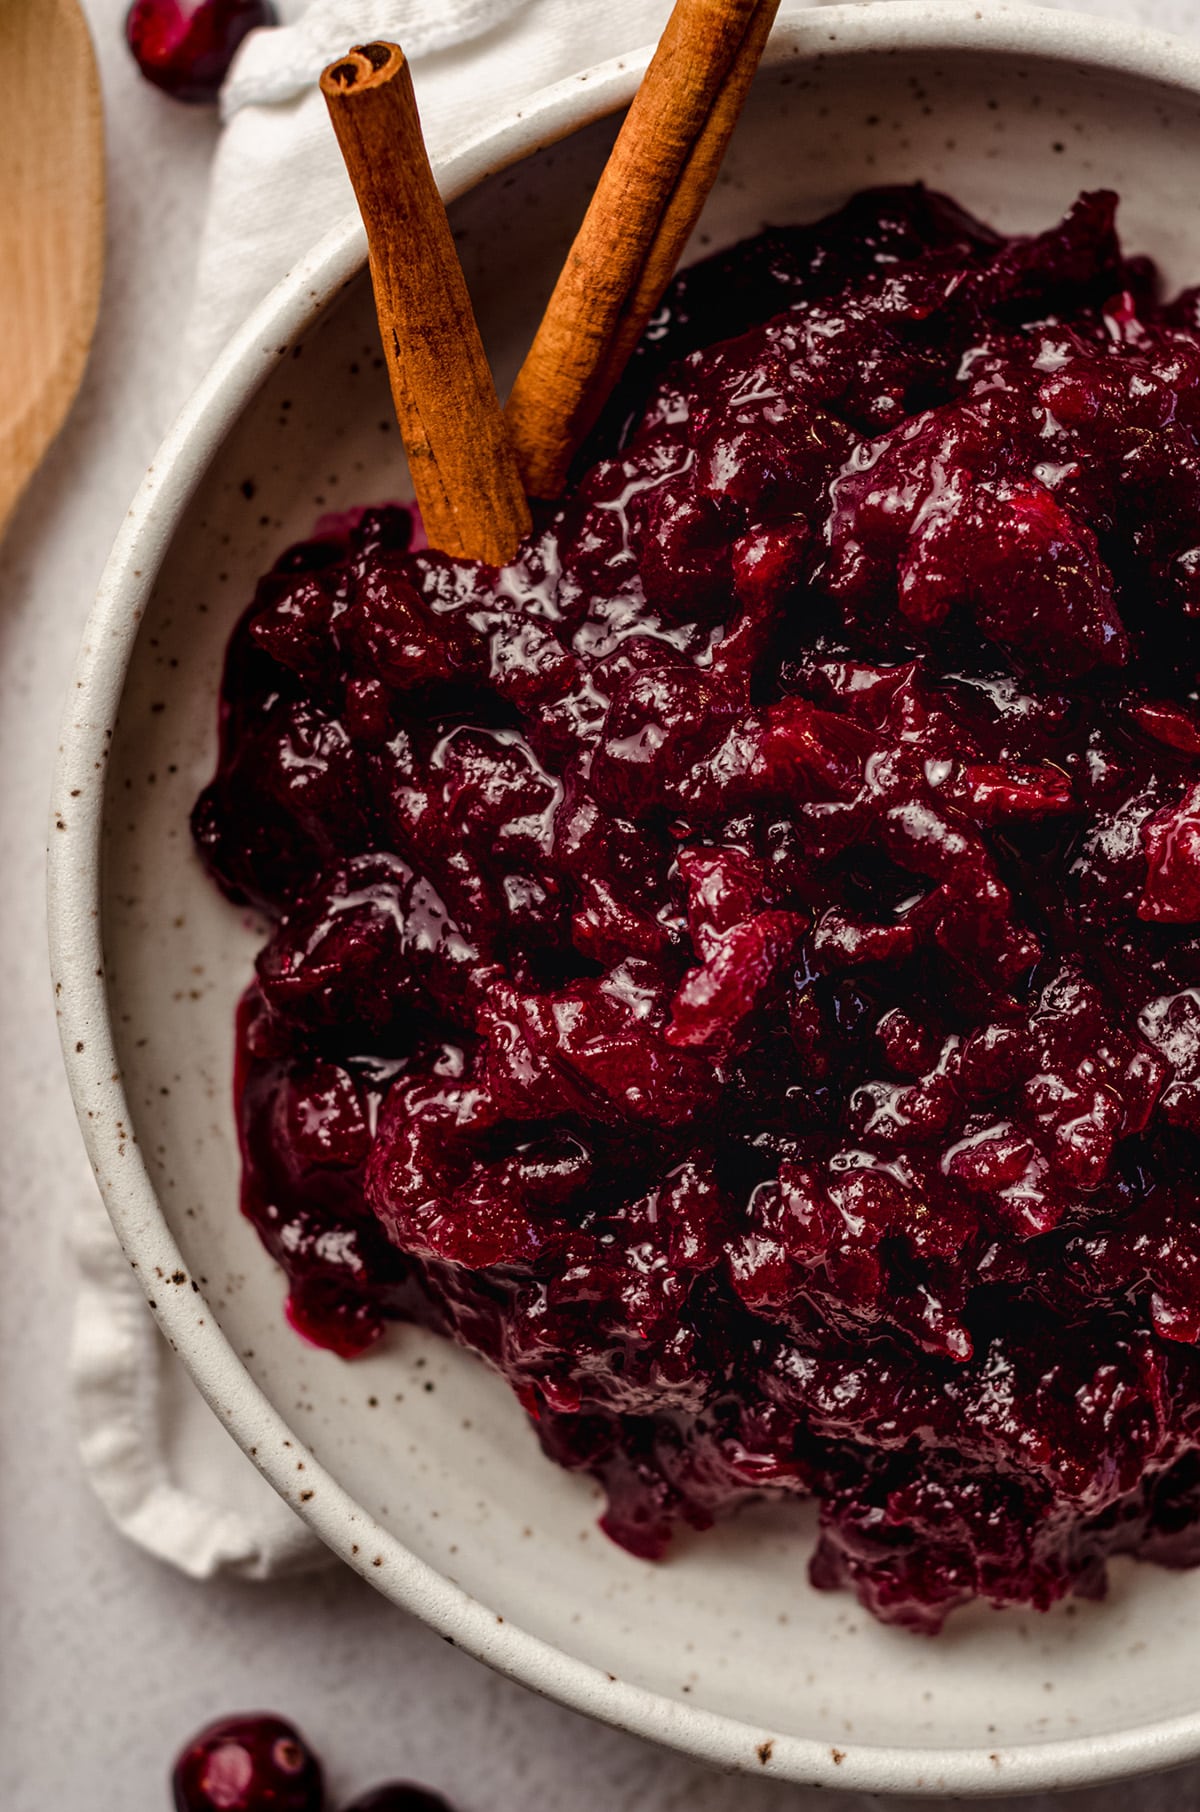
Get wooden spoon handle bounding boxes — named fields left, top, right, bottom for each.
left=0, top=0, right=104, bottom=539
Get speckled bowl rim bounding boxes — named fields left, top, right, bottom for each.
left=47, top=2, right=1200, bottom=1794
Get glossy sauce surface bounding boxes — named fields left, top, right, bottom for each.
left=195, top=189, right=1200, bottom=1631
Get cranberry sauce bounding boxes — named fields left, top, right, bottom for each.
left=194, top=187, right=1200, bottom=1631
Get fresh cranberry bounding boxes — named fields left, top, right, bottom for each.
left=340, top=1789, right=455, bottom=1812
left=125, top=0, right=276, bottom=103
left=171, top=1714, right=323, bottom=1812
left=194, top=185, right=1200, bottom=1633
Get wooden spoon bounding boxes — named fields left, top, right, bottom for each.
left=0, top=0, right=105, bottom=537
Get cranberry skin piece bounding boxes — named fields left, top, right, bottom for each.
left=126, top=0, right=276, bottom=104
left=341, top=1789, right=455, bottom=1812
left=1140, top=781, right=1200, bottom=923
left=668, top=910, right=808, bottom=1054
left=171, top=1714, right=323, bottom=1812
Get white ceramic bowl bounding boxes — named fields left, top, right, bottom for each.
left=49, top=1, right=1200, bottom=1794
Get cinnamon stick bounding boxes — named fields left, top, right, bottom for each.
left=321, top=42, right=531, bottom=565
left=505, top=0, right=781, bottom=500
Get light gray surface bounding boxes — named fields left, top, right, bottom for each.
left=3, top=2, right=1199, bottom=1807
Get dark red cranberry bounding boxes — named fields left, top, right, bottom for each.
left=171, top=1714, right=323, bottom=1812
left=125, top=0, right=276, bottom=103
left=340, top=1789, right=455, bottom=1812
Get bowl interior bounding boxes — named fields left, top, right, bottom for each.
left=96, top=13, right=1200, bottom=1783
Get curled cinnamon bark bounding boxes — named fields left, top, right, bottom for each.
left=322, top=42, right=531, bottom=565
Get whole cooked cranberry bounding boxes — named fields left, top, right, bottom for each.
left=340, top=1790, right=455, bottom=1812
left=172, top=1714, right=323, bottom=1812
left=125, top=0, right=276, bottom=103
